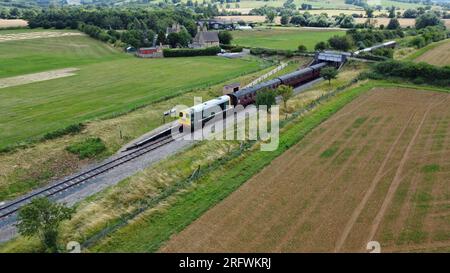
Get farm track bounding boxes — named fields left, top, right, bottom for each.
left=161, top=88, right=450, bottom=253
left=0, top=130, right=177, bottom=222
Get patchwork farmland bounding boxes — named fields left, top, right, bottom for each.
left=161, top=87, right=450, bottom=252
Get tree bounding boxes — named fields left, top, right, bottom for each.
left=403, top=8, right=418, bottom=18
left=255, top=89, right=276, bottom=112
left=280, top=15, right=289, bottom=25
left=290, top=15, right=306, bottom=26
left=266, top=11, right=276, bottom=23
left=387, top=18, right=400, bottom=29
left=328, top=35, right=353, bottom=51
left=276, top=85, right=293, bottom=113
left=388, top=6, right=396, bottom=18
left=415, top=12, right=443, bottom=29
left=365, top=7, right=374, bottom=18
left=167, top=29, right=191, bottom=48
left=17, top=197, right=74, bottom=252
left=315, top=41, right=328, bottom=51
left=296, top=44, right=306, bottom=52
left=320, top=67, right=338, bottom=85
left=218, top=31, right=233, bottom=44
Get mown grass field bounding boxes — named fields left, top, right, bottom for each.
left=0, top=30, right=264, bottom=150
left=0, top=31, right=125, bottom=78
left=233, top=27, right=345, bottom=50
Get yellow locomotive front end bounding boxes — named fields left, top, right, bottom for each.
left=179, top=109, right=192, bottom=127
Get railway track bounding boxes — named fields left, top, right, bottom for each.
left=0, top=129, right=179, bottom=221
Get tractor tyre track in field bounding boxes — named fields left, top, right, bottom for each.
left=334, top=110, right=417, bottom=252
left=392, top=109, right=443, bottom=239
left=271, top=115, right=392, bottom=252
left=365, top=96, right=443, bottom=248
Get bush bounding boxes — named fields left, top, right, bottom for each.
left=250, top=47, right=293, bottom=57
left=372, top=60, right=450, bottom=86
left=328, top=35, right=353, bottom=51
left=230, top=46, right=243, bottom=53
left=315, top=41, right=328, bottom=51
left=220, top=44, right=243, bottom=52
left=43, top=124, right=84, bottom=140
left=163, top=46, right=221, bottom=57
left=66, top=137, right=106, bottom=159
left=297, top=44, right=307, bottom=52
left=409, top=36, right=426, bottom=48
left=218, top=31, right=233, bottom=44
left=372, top=48, right=394, bottom=58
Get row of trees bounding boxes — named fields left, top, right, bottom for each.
left=25, top=6, right=199, bottom=36
left=369, top=60, right=450, bottom=86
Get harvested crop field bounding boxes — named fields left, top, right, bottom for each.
left=0, top=31, right=83, bottom=43
left=0, top=19, right=28, bottom=29
left=161, top=87, right=450, bottom=253
left=414, top=39, right=450, bottom=67
left=355, top=18, right=450, bottom=29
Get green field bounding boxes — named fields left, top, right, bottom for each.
left=0, top=31, right=125, bottom=78
left=0, top=31, right=264, bottom=149
left=233, top=27, right=345, bottom=50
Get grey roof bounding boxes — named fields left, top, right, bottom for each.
left=197, top=31, right=219, bottom=42
left=233, top=79, right=280, bottom=98
left=278, top=67, right=313, bottom=82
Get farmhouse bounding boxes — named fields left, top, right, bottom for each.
left=190, top=26, right=220, bottom=49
